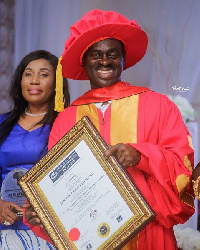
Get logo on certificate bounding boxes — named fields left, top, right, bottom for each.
left=90, top=209, right=98, bottom=220
left=97, top=223, right=110, bottom=238
left=116, top=215, right=123, bottom=222
left=86, top=243, right=92, bottom=249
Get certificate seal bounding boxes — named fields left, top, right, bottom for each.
left=69, top=228, right=80, bottom=241
left=97, top=223, right=110, bottom=238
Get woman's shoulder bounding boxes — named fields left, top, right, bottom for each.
left=0, top=112, right=11, bottom=124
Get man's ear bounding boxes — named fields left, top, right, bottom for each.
left=82, top=51, right=87, bottom=69
left=82, top=60, right=85, bottom=69
left=123, top=59, right=125, bottom=69
left=122, top=50, right=126, bottom=69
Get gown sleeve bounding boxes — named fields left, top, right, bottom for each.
left=127, top=93, right=194, bottom=228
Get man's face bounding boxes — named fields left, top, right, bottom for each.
left=82, top=38, right=125, bottom=89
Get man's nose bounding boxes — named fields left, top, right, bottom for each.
left=99, top=54, right=112, bottom=65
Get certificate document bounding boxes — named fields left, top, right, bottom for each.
left=19, top=116, right=155, bottom=249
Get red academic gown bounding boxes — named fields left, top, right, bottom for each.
left=24, top=82, right=195, bottom=249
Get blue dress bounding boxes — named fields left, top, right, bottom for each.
left=0, top=113, right=50, bottom=230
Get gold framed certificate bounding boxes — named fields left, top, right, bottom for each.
left=19, top=116, right=156, bottom=250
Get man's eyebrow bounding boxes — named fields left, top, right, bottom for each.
left=91, top=48, right=120, bottom=52
left=90, top=49, right=101, bottom=53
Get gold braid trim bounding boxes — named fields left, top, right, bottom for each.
left=176, top=175, right=194, bottom=207
left=192, top=176, right=200, bottom=201
left=55, top=56, right=64, bottom=112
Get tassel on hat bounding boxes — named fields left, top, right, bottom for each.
left=55, top=56, right=65, bottom=112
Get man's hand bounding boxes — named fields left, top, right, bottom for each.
left=23, top=202, right=43, bottom=227
left=103, top=143, right=141, bottom=168
left=0, top=199, right=23, bottom=225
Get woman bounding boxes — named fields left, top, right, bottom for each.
left=0, top=50, right=70, bottom=249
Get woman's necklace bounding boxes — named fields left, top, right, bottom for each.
left=25, top=107, right=47, bottom=117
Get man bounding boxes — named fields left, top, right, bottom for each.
left=24, top=9, right=195, bottom=249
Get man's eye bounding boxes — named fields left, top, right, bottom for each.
left=91, top=52, right=101, bottom=59
left=108, top=53, right=119, bottom=59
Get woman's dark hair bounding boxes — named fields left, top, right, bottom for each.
left=0, top=50, right=70, bottom=145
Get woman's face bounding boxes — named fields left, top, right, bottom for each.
left=21, top=58, right=55, bottom=108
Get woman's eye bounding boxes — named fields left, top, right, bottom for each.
left=25, top=72, right=32, bottom=77
left=40, top=73, right=48, bottom=77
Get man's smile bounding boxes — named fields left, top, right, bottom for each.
left=97, top=69, right=113, bottom=79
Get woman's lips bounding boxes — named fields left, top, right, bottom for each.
left=28, top=89, right=42, bottom=94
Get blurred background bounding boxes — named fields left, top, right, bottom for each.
left=0, top=0, right=199, bottom=235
